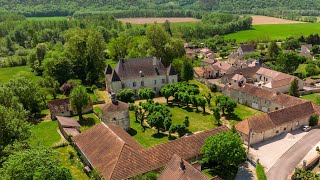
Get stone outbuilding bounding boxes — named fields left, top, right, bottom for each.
left=101, top=94, right=130, bottom=131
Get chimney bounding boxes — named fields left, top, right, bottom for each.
left=111, top=93, right=118, bottom=104
left=139, top=71, right=144, bottom=77
left=179, top=159, right=186, bottom=171
left=153, top=57, right=157, bottom=66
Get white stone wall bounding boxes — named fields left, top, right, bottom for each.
left=102, top=109, right=130, bottom=131
left=110, top=75, right=178, bottom=96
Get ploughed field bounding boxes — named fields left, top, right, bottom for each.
left=117, top=17, right=200, bottom=24
left=251, top=15, right=305, bottom=25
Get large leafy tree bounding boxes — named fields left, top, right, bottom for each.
left=267, top=41, right=280, bottom=60
left=201, top=131, right=246, bottom=179
left=117, top=89, right=135, bottom=103
left=70, top=85, right=90, bottom=120
left=0, top=147, right=72, bottom=180
left=275, top=52, right=306, bottom=74
left=5, top=76, right=42, bottom=114
left=147, top=112, right=165, bottom=133
left=138, top=88, right=156, bottom=100
left=289, top=78, right=300, bottom=97
left=181, top=60, right=194, bottom=82
left=216, top=96, right=237, bottom=115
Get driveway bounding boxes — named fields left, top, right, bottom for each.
left=250, top=129, right=308, bottom=171
left=267, top=129, right=320, bottom=180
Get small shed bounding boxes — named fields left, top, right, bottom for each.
left=56, top=116, right=81, bottom=139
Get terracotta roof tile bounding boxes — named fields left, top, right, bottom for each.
left=158, top=154, right=210, bottom=180
left=102, top=100, right=129, bottom=113
left=193, top=67, right=205, bottom=77
left=74, top=124, right=229, bottom=179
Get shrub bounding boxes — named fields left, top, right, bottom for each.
left=309, top=114, right=319, bottom=126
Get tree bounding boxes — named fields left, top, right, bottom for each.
left=213, top=107, right=222, bottom=125
left=146, top=23, right=169, bottom=62
left=5, top=76, right=42, bottom=114
left=183, top=116, right=190, bottom=127
left=191, top=95, right=199, bottom=111
left=181, top=60, right=194, bottom=82
left=85, top=30, right=106, bottom=84
left=160, top=86, right=173, bottom=104
left=311, top=45, right=320, bottom=55
left=107, top=36, right=130, bottom=60
left=267, top=41, right=280, bottom=60
left=203, top=93, right=212, bottom=107
left=147, top=112, right=165, bottom=133
left=216, top=96, right=237, bottom=115
left=28, top=43, right=48, bottom=75
left=70, top=85, right=90, bottom=120
left=169, top=124, right=187, bottom=138
left=292, top=168, right=320, bottom=179
left=309, top=114, right=319, bottom=126
left=0, top=147, right=72, bottom=180
left=117, top=89, right=135, bottom=103
left=276, top=52, right=306, bottom=74
left=163, top=20, right=172, bottom=36
left=201, top=131, right=246, bottom=179
left=138, top=88, right=156, bottom=100
left=289, top=78, right=300, bottom=97
left=282, top=38, right=300, bottom=50
left=198, top=97, right=207, bottom=114
left=306, top=63, right=320, bottom=76
left=39, top=76, right=60, bottom=99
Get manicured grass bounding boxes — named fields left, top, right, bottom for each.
left=167, top=104, right=217, bottom=132
left=73, top=113, right=101, bottom=132
left=0, top=66, right=39, bottom=84
left=55, top=146, right=89, bottom=180
left=27, top=16, right=67, bottom=21
left=256, top=163, right=267, bottom=180
left=128, top=111, right=171, bottom=148
left=302, top=93, right=320, bottom=104
left=29, top=120, right=61, bottom=147
left=230, top=104, right=262, bottom=125
left=225, top=23, right=320, bottom=42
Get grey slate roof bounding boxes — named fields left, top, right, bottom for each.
left=167, top=64, right=177, bottom=76
left=114, top=57, right=168, bottom=80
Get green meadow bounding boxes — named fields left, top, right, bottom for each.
left=225, top=23, right=320, bottom=42
left=26, top=16, right=67, bottom=21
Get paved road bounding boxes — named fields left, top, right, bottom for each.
left=267, top=129, right=320, bottom=180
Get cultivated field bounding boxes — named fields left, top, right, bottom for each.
left=225, top=23, right=320, bottom=42
left=118, top=17, right=200, bottom=24
left=251, top=15, right=305, bottom=25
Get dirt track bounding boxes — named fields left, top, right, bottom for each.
left=251, top=15, right=305, bottom=25
left=117, top=17, right=200, bottom=24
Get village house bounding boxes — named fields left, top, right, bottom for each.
left=101, top=93, right=130, bottom=131
left=221, top=66, right=260, bottom=84
left=236, top=101, right=320, bottom=144
left=223, top=83, right=306, bottom=112
left=48, top=98, right=93, bottom=119
left=255, top=67, right=304, bottom=93
left=73, top=123, right=228, bottom=179
left=105, top=57, right=178, bottom=96
left=300, top=44, right=314, bottom=60
left=158, top=154, right=222, bottom=180
left=201, top=57, right=217, bottom=66
left=237, top=44, right=256, bottom=56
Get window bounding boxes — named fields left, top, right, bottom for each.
left=172, top=79, right=175, bottom=83
left=133, top=82, right=136, bottom=87
left=284, top=128, right=287, bottom=131
left=162, top=79, right=165, bottom=83
left=141, top=81, right=144, bottom=86
left=134, top=89, right=137, bottom=96
left=154, top=80, right=157, bottom=85
left=121, top=83, right=125, bottom=88
left=112, top=118, right=116, bottom=122
left=154, top=87, right=157, bottom=92
left=276, top=130, right=279, bottom=134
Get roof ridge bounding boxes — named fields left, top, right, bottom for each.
left=102, top=123, right=126, bottom=145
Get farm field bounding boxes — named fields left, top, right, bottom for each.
left=0, top=66, right=39, bottom=84
left=251, top=15, right=305, bottom=25
left=225, top=23, right=320, bottom=42
left=26, top=16, right=67, bottom=21
left=117, top=17, right=200, bottom=24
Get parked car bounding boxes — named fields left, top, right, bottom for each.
left=302, top=125, right=312, bottom=132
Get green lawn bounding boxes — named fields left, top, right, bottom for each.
left=73, top=113, right=101, bottom=132
left=225, top=23, right=320, bottom=42
left=128, top=111, right=171, bottom=148
left=29, top=119, right=90, bottom=179
left=29, top=120, right=61, bottom=147
left=0, top=66, right=39, bottom=84
left=302, top=93, right=320, bottom=104
left=55, top=146, right=90, bottom=180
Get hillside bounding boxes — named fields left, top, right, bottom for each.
left=1, top=0, right=320, bottom=16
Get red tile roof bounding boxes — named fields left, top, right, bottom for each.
left=74, top=124, right=229, bottom=179
left=194, top=67, right=205, bottom=77
left=57, top=116, right=80, bottom=128
left=102, top=100, right=129, bottom=113
left=236, top=102, right=319, bottom=135
left=158, top=154, right=210, bottom=180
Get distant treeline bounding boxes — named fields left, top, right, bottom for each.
left=2, top=0, right=320, bottom=17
